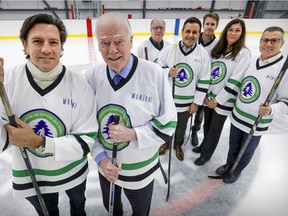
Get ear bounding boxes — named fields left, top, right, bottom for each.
left=22, top=39, right=27, bottom=53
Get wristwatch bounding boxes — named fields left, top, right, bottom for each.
left=36, top=136, right=46, bottom=153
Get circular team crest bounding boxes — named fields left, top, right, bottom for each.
left=20, top=109, right=66, bottom=157
left=175, top=63, right=193, bottom=88
left=210, top=61, right=227, bottom=85
left=239, top=76, right=261, bottom=103
left=97, top=104, right=131, bottom=150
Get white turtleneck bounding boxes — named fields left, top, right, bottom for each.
left=27, top=60, right=63, bottom=89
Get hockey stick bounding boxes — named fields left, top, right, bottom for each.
left=108, top=115, right=120, bottom=216
left=209, top=55, right=288, bottom=179
left=166, top=43, right=178, bottom=201
left=144, top=46, right=148, bottom=60
left=0, top=83, right=49, bottom=216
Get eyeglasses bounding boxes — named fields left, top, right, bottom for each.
left=260, top=38, right=282, bottom=45
left=227, top=28, right=242, bottom=34
left=151, top=26, right=165, bottom=31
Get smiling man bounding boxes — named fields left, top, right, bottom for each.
left=157, top=17, right=211, bottom=161
left=85, top=12, right=177, bottom=215
left=136, top=19, right=170, bottom=63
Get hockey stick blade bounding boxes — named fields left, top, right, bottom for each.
left=208, top=174, right=227, bottom=179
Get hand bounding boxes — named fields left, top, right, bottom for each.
left=0, top=57, right=4, bottom=83
left=169, top=67, right=178, bottom=77
left=203, top=96, right=210, bottom=105
left=258, top=103, right=271, bottom=116
left=99, top=157, right=121, bottom=182
left=108, top=121, right=137, bottom=143
left=188, top=103, right=198, bottom=114
left=207, top=99, right=217, bottom=109
left=4, top=116, right=42, bottom=148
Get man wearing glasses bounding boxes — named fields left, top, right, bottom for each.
left=213, top=26, right=288, bottom=183
left=136, top=19, right=170, bottom=63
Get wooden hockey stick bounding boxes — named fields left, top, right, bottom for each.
left=0, top=83, right=49, bottom=216
left=209, top=55, right=288, bottom=179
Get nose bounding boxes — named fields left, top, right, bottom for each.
left=41, top=41, right=52, bottom=54
left=108, top=43, right=118, bottom=54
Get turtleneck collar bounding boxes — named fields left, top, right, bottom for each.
left=27, top=60, right=63, bottom=89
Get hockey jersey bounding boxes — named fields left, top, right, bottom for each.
left=136, top=37, right=170, bottom=63
left=158, top=41, right=211, bottom=112
left=208, top=47, right=251, bottom=116
left=231, top=54, right=288, bottom=135
left=0, top=64, right=98, bottom=197
left=86, top=55, right=177, bottom=190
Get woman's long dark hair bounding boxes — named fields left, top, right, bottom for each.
left=211, top=19, right=246, bottom=60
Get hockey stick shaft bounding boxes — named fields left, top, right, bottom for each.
left=0, top=83, right=49, bottom=216
left=144, top=46, right=148, bottom=61
left=166, top=43, right=178, bottom=201
left=108, top=115, right=120, bottom=216
left=209, top=55, right=288, bottom=179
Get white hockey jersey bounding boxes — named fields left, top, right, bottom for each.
left=86, top=55, right=177, bottom=190
left=158, top=41, right=211, bottom=112
left=198, top=33, right=219, bottom=57
left=208, top=47, right=251, bottom=116
left=231, top=54, right=288, bottom=135
left=136, top=37, right=170, bottom=63
left=0, top=64, right=98, bottom=197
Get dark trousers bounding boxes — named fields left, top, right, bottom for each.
left=174, top=111, right=191, bottom=147
left=191, top=105, right=204, bottom=133
left=200, top=108, right=227, bottom=159
left=99, top=173, right=154, bottom=216
left=226, top=124, right=262, bottom=174
left=26, top=179, right=87, bottom=216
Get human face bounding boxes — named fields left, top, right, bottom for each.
left=203, top=17, right=218, bottom=38
left=226, top=23, right=242, bottom=47
left=150, top=19, right=165, bottom=43
left=97, top=19, right=132, bottom=73
left=259, top=31, right=284, bottom=60
left=182, top=22, right=200, bottom=48
left=22, top=23, right=62, bottom=72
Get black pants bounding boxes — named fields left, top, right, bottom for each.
left=227, top=124, right=262, bottom=174
left=200, top=108, right=227, bottom=160
left=191, top=105, right=204, bottom=133
left=174, top=111, right=191, bottom=147
left=99, top=173, right=154, bottom=216
left=26, top=179, right=87, bottom=216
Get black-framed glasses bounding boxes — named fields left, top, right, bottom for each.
left=260, top=38, right=282, bottom=45
left=151, top=26, right=165, bottom=31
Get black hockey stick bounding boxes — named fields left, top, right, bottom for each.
left=166, top=44, right=178, bottom=201
left=209, top=55, right=288, bottom=179
left=144, top=46, right=148, bottom=60
left=0, top=83, right=49, bottom=216
left=108, top=115, right=120, bottom=216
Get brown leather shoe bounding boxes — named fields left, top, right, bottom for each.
left=159, top=143, right=169, bottom=155
left=174, top=146, right=184, bottom=161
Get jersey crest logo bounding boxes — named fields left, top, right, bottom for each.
left=175, top=63, right=193, bottom=87
left=20, top=109, right=66, bottom=157
left=211, top=61, right=227, bottom=85
left=239, top=76, right=261, bottom=103
left=97, top=104, right=131, bottom=151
